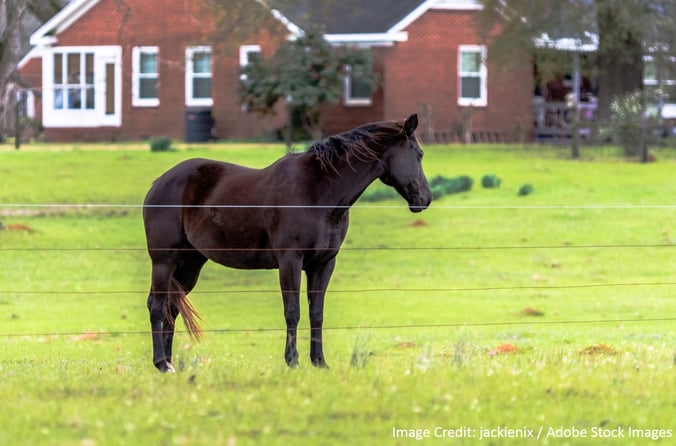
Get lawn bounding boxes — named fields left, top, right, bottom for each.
left=0, top=142, right=674, bottom=445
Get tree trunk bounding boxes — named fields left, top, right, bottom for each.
left=595, top=0, right=644, bottom=124
left=0, top=0, right=28, bottom=140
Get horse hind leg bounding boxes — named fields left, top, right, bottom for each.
left=148, top=252, right=207, bottom=373
left=148, top=261, right=177, bottom=373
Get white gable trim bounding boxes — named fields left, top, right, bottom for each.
left=324, top=32, right=408, bottom=46
left=389, top=0, right=483, bottom=33
left=30, top=0, right=102, bottom=46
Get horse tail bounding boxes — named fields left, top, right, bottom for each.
left=168, top=278, right=203, bottom=342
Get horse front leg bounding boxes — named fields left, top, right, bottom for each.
left=306, top=258, right=336, bottom=368
left=279, top=255, right=302, bottom=367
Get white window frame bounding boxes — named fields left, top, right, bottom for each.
left=185, top=46, right=213, bottom=107
left=132, top=46, right=159, bottom=107
left=42, top=45, right=122, bottom=127
left=343, top=65, right=373, bottom=106
left=458, top=44, right=487, bottom=107
left=644, top=54, right=676, bottom=119
left=239, top=44, right=261, bottom=81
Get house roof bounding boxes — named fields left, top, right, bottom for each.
left=28, top=0, right=483, bottom=48
left=270, top=0, right=482, bottom=44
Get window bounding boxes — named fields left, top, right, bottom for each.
left=458, top=45, right=487, bottom=107
left=344, top=65, right=373, bottom=106
left=239, top=45, right=261, bottom=66
left=132, top=46, right=159, bottom=106
left=239, top=44, right=261, bottom=81
left=186, top=46, right=212, bottom=106
left=43, top=46, right=121, bottom=127
left=53, top=52, right=95, bottom=110
left=644, top=55, right=676, bottom=104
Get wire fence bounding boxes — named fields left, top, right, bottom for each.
left=1, top=202, right=675, bottom=340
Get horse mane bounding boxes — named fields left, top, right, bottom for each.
left=307, top=120, right=408, bottom=173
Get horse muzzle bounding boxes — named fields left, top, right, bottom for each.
left=405, top=183, right=432, bottom=213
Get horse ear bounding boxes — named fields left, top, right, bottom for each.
left=403, top=114, right=418, bottom=137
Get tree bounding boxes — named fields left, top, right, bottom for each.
left=239, top=27, right=378, bottom=144
left=478, top=0, right=675, bottom=126
left=0, top=0, right=64, bottom=141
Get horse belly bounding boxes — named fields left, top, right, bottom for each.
left=206, top=246, right=278, bottom=270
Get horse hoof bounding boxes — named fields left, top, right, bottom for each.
left=155, top=361, right=176, bottom=373
left=312, top=358, right=329, bottom=369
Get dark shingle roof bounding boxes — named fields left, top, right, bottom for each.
left=269, top=0, right=426, bottom=34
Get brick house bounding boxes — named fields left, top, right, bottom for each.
left=20, top=0, right=532, bottom=142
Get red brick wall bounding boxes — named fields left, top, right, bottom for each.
left=323, top=9, right=533, bottom=141
left=385, top=10, right=532, bottom=141
left=40, top=0, right=287, bottom=142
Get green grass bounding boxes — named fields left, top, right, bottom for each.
left=0, top=142, right=674, bottom=445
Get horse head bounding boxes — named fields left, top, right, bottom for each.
left=379, top=114, right=432, bottom=212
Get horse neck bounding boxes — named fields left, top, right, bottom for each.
left=315, top=152, right=385, bottom=210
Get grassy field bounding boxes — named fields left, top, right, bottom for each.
left=0, top=142, right=674, bottom=445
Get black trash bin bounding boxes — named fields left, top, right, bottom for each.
left=185, top=108, right=214, bottom=142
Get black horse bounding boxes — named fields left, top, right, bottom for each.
left=143, top=114, right=431, bottom=372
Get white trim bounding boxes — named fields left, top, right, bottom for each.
left=239, top=44, right=261, bottom=82
left=269, top=8, right=303, bottom=39
left=185, top=46, right=213, bottom=107
left=132, top=46, right=160, bottom=107
left=388, top=0, right=439, bottom=33
left=42, top=46, right=122, bottom=128
left=18, top=47, right=41, bottom=70
left=30, top=0, right=102, bottom=46
left=457, top=44, right=487, bottom=107
left=325, top=32, right=408, bottom=46
left=430, top=0, right=483, bottom=10
left=25, top=90, right=36, bottom=119
left=387, top=0, right=483, bottom=34
left=239, top=45, right=261, bottom=67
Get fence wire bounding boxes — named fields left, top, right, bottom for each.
left=1, top=202, right=674, bottom=340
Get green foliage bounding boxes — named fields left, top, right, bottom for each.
left=598, top=91, right=661, bottom=157
left=239, top=27, right=378, bottom=138
left=430, top=174, right=474, bottom=199
left=359, top=187, right=397, bottom=203
left=481, top=174, right=501, bottom=188
left=518, top=183, right=534, bottom=196
left=149, top=137, right=172, bottom=152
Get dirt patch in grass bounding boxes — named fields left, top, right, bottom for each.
left=580, top=343, right=618, bottom=355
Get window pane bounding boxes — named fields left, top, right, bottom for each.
left=140, top=52, right=158, bottom=74
left=106, top=63, right=115, bottom=115
left=192, top=52, right=211, bottom=73
left=68, top=53, right=81, bottom=84
left=139, top=78, right=158, bottom=99
left=644, top=59, right=657, bottom=82
left=54, top=54, right=63, bottom=84
left=246, top=51, right=260, bottom=65
left=350, top=77, right=372, bottom=99
left=461, top=77, right=481, bottom=99
left=192, top=78, right=211, bottom=98
left=54, top=89, right=64, bottom=109
left=461, top=51, right=481, bottom=73
left=68, top=88, right=82, bottom=109
left=85, top=87, right=95, bottom=109
left=85, top=53, right=94, bottom=83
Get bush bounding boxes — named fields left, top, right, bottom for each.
left=481, top=174, right=501, bottom=188
left=361, top=175, right=473, bottom=203
left=149, top=137, right=173, bottom=152
left=430, top=175, right=473, bottom=199
left=360, top=188, right=397, bottom=202
left=599, top=91, right=659, bottom=157
left=518, top=184, right=534, bottom=196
